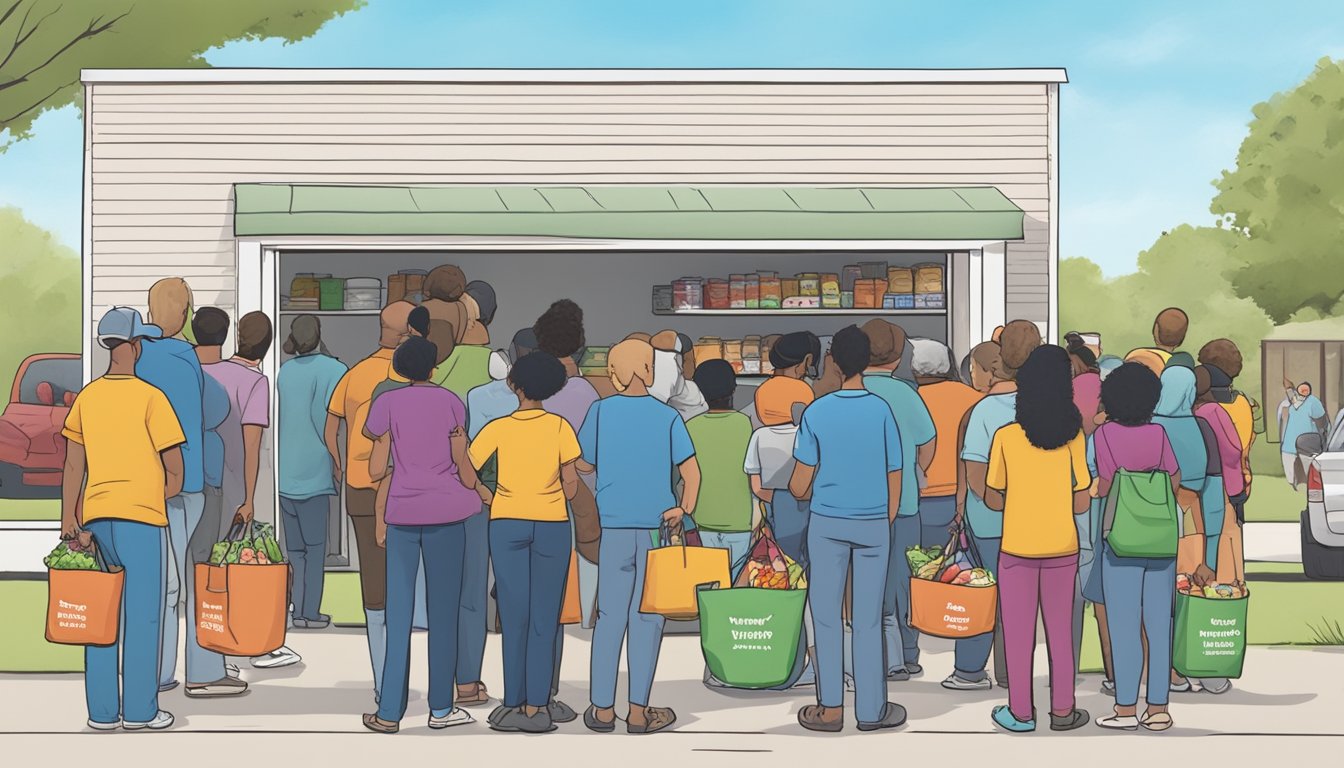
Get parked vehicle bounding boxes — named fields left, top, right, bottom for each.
left=1296, top=412, right=1344, bottom=580
left=0, top=354, right=81, bottom=499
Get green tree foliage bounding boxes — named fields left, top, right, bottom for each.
left=1059, top=225, right=1273, bottom=401
left=0, top=0, right=364, bottom=148
left=0, top=207, right=79, bottom=387
left=1211, top=57, right=1344, bottom=324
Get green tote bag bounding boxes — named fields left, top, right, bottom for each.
left=1173, top=591, right=1249, bottom=678
left=698, top=586, right=806, bottom=689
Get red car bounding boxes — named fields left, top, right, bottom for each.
left=0, top=353, right=82, bottom=498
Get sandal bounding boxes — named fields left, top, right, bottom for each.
left=627, top=706, right=677, bottom=734
left=362, top=713, right=399, bottom=734
left=456, top=682, right=490, bottom=707
left=798, top=704, right=844, bottom=733
left=1141, top=711, right=1173, bottom=732
left=584, top=705, right=617, bottom=734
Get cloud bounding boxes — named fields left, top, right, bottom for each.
left=1091, top=23, right=1187, bottom=67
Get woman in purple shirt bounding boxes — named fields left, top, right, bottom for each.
left=362, top=336, right=483, bottom=734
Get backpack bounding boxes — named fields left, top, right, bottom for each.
left=1099, top=426, right=1179, bottom=559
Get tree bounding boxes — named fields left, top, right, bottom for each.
left=1211, top=57, right=1344, bottom=324
left=0, top=207, right=79, bottom=387
left=0, top=0, right=364, bottom=148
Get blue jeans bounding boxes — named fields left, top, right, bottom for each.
left=491, top=518, right=572, bottom=707
left=378, top=522, right=466, bottom=722
left=882, top=513, right=922, bottom=670
left=590, top=528, right=665, bottom=709
left=699, top=530, right=752, bottom=580
left=953, top=532, right=1004, bottom=681
left=809, top=514, right=889, bottom=724
left=764, top=493, right=810, bottom=571
left=458, top=509, right=489, bottom=684
left=1101, top=544, right=1176, bottom=708
left=84, top=519, right=166, bottom=725
left=279, top=495, right=330, bottom=622
left=919, top=495, right=958, bottom=548
left=162, top=492, right=223, bottom=686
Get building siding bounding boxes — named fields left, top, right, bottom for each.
left=86, top=79, right=1053, bottom=332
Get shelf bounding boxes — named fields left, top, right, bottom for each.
left=652, top=308, right=945, bottom=316
left=279, top=309, right=381, bottom=316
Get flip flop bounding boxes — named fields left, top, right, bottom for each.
left=1141, top=712, right=1173, bottom=732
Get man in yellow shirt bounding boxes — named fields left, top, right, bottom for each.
left=325, top=300, right=412, bottom=705
left=61, top=307, right=185, bottom=732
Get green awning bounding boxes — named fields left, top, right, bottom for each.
left=233, top=184, right=1024, bottom=241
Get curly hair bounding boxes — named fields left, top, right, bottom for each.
left=1101, top=362, right=1162, bottom=426
left=1015, top=345, right=1082, bottom=450
left=534, top=299, right=586, bottom=359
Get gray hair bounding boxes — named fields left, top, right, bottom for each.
left=911, top=338, right=953, bottom=378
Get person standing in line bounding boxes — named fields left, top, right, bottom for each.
left=579, top=339, right=701, bottom=735
left=647, top=330, right=708, bottom=421
left=687, top=360, right=756, bottom=577
left=984, top=345, right=1092, bottom=733
left=361, top=336, right=481, bottom=734
left=745, top=331, right=821, bottom=428
left=791, top=325, right=906, bottom=733
left=63, top=307, right=184, bottom=731
left=137, top=279, right=233, bottom=697
left=277, top=315, right=347, bottom=630
left=327, top=301, right=414, bottom=702
left=469, top=352, right=582, bottom=733
left=860, top=319, right=935, bottom=682
left=912, top=339, right=982, bottom=548
left=1198, top=340, right=1256, bottom=587
left=1065, top=332, right=1105, bottom=680
left=1127, top=308, right=1191, bottom=369
left=945, top=322, right=1040, bottom=692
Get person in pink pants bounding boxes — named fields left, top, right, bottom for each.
left=983, top=344, right=1093, bottom=733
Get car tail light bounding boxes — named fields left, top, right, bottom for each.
left=1307, top=463, right=1324, bottom=504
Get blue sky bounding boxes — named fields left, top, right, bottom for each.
left=1, top=0, right=1340, bottom=275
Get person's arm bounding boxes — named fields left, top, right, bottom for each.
left=984, top=484, right=1005, bottom=512
left=1071, top=434, right=1093, bottom=514
left=374, top=473, right=390, bottom=548
left=235, top=425, right=263, bottom=522
left=59, top=442, right=92, bottom=549
left=887, top=470, right=903, bottom=524
left=451, top=427, right=479, bottom=490
left=163, top=445, right=185, bottom=500
left=325, top=413, right=343, bottom=490
left=671, top=456, right=700, bottom=527
left=789, top=462, right=816, bottom=501
left=368, top=433, right=391, bottom=482
left=966, top=462, right=989, bottom=504
left=954, top=408, right=973, bottom=524
left=749, top=474, right=774, bottom=504
left=917, top=439, right=936, bottom=473
left=561, top=460, right=580, bottom=501
left=983, top=430, right=1006, bottom=512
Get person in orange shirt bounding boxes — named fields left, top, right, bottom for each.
left=325, top=300, right=413, bottom=707
left=912, top=339, right=982, bottom=548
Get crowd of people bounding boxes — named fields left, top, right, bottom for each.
left=59, top=266, right=1257, bottom=736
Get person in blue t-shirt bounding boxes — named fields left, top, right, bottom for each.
left=277, top=315, right=348, bottom=629
left=577, top=338, right=700, bottom=736
left=791, top=325, right=906, bottom=734
left=860, top=320, right=936, bottom=680
left=1279, top=379, right=1329, bottom=490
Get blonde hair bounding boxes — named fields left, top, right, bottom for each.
left=148, top=278, right=192, bottom=338
left=607, top=339, right=654, bottom=393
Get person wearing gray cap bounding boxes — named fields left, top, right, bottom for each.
left=278, top=315, right=348, bottom=630
left=62, top=307, right=185, bottom=731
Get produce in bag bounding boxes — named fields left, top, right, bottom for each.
left=209, top=521, right=285, bottom=565
left=1176, top=573, right=1245, bottom=599
left=735, top=525, right=805, bottom=590
left=43, top=541, right=99, bottom=571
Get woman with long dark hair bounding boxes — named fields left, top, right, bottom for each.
left=983, top=345, right=1092, bottom=733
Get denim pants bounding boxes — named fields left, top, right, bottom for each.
left=882, top=513, right=922, bottom=671
left=809, top=514, right=889, bottom=724
left=919, top=495, right=959, bottom=548
left=1101, top=544, right=1176, bottom=708
left=84, top=519, right=166, bottom=725
left=699, top=530, right=752, bottom=580
left=161, top=492, right=222, bottom=686
left=953, top=532, right=1005, bottom=682
left=458, top=509, right=489, bottom=684
left=279, top=495, right=330, bottom=622
left=765, top=494, right=810, bottom=571
left=590, top=528, right=665, bottom=709
left=377, top=522, right=465, bottom=723
left=490, top=518, right=572, bottom=707
left=1000, top=552, right=1078, bottom=721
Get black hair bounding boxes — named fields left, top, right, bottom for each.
left=508, top=351, right=568, bottom=402
left=534, top=299, right=586, bottom=359
left=192, top=306, right=230, bottom=346
left=105, top=338, right=130, bottom=351
left=769, top=330, right=818, bottom=371
left=407, top=306, right=431, bottom=337
left=510, top=327, right=537, bottom=362
left=829, top=326, right=871, bottom=380
left=1015, top=345, right=1082, bottom=450
left=393, top=336, right=438, bottom=382
left=693, top=359, right=737, bottom=409
left=1101, top=362, right=1162, bottom=427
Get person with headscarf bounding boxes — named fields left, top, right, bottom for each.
left=577, top=339, right=700, bottom=735
left=1198, top=339, right=1256, bottom=524
left=647, top=330, right=708, bottom=421
left=914, top=339, right=982, bottom=549
left=1152, top=367, right=1217, bottom=590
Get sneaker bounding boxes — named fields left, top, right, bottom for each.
left=251, top=646, right=301, bottom=669
left=1100, top=679, right=1116, bottom=696
left=158, top=680, right=179, bottom=693
left=857, top=702, right=907, bottom=732
left=225, top=663, right=241, bottom=679
left=428, top=707, right=475, bottom=729
left=1169, top=678, right=1192, bottom=693
left=123, top=710, right=175, bottom=731
left=843, top=674, right=855, bottom=692
left=1096, top=713, right=1139, bottom=731
left=87, top=718, right=121, bottom=731
left=887, top=668, right=911, bottom=682
left=292, top=616, right=331, bottom=630
left=185, top=676, right=249, bottom=697
left=991, top=705, right=1035, bottom=733
left=905, top=662, right=924, bottom=677
left=548, top=698, right=577, bottom=724
left=942, top=673, right=992, bottom=691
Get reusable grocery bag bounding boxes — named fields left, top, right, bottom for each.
left=698, top=585, right=807, bottom=689
left=640, top=524, right=730, bottom=620
left=560, top=550, right=582, bottom=625
left=909, top=527, right=997, bottom=639
left=1103, top=468, right=1178, bottom=559
left=195, top=523, right=289, bottom=656
left=46, top=541, right=123, bottom=646
left=1173, top=590, right=1249, bottom=679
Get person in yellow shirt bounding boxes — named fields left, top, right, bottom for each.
left=324, top=300, right=412, bottom=705
left=468, top=352, right=581, bottom=734
left=1127, top=307, right=1189, bottom=369
left=985, top=345, right=1092, bottom=734
left=1198, top=339, right=1255, bottom=586
left=61, top=307, right=185, bottom=732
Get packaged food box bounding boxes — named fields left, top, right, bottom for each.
left=745, top=273, right=761, bottom=309
left=760, top=334, right=779, bottom=375
left=887, top=267, right=915, bottom=295
left=842, top=265, right=863, bottom=293
left=291, top=273, right=329, bottom=301
left=318, top=278, right=346, bottom=311
left=914, top=292, right=945, bottom=309
left=914, top=263, right=944, bottom=294
left=797, top=273, right=820, bottom=297
left=854, top=278, right=884, bottom=309
left=821, top=292, right=841, bottom=309
left=782, top=296, right=821, bottom=309
left=705, top=279, right=730, bottom=310
left=723, top=339, right=744, bottom=373
left=729, top=274, right=747, bottom=309
left=859, top=261, right=888, bottom=279
left=742, top=335, right=762, bottom=374
left=758, top=271, right=782, bottom=309
left=579, top=346, right=611, bottom=376
left=695, top=337, right=725, bottom=362
left=820, top=272, right=841, bottom=299
left=344, top=277, right=382, bottom=311
left=652, top=285, right=674, bottom=313
left=781, top=277, right=801, bottom=299
left=884, top=293, right=916, bottom=310
left=673, top=277, right=704, bottom=310
left=841, top=291, right=855, bottom=309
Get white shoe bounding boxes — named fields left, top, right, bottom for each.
left=251, top=646, right=301, bottom=669
left=429, top=707, right=476, bottom=729
left=941, top=673, right=993, bottom=691
left=87, top=718, right=121, bottom=731
left=123, top=710, right=175, bottom=731
left=1095, top=714, right=1139, bottom=731
left=225, top=663, right=241, bottom=678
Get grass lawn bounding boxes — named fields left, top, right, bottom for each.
left=0, top=498, right=59, bottom=521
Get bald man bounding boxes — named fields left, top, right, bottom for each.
left=325, top=301, right=413, bottom=704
